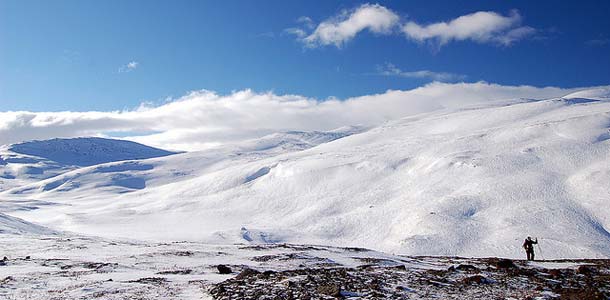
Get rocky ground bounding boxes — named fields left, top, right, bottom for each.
left=1, top=234, right=609, bottom=299
left=210, top=247, right=610, bottom=300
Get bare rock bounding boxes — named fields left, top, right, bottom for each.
left=234, top=268, right=261, bottom=280
left=493, top=258, right=516, bottom=269
left=456, top=264, right=478, bottom=272
left=462, top=275, right=488, bottom=284
left=548, top=269, right=562, bottom=278
left=559, top=287, right=606, bottom=300
left=216, top=264, right=232, bottom=274
left=576, top=265, right=595, bottom=275
left=317, top=283, right=341, bottom=297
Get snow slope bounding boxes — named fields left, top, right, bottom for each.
left=0, top=127, right=363, bottom=196
left=0, top=212, right=57, bottom=235
left=0, top=148, right=72, bottom=192
left=562, top=86, right=610, bottom=101
left=2, top=88, right=610, bottom=259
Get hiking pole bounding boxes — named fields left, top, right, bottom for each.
left=536, top=238, right=545, bottom=261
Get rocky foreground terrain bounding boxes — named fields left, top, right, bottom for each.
left=1, top=234, right=609, bottom=299
left=210, top=256, right=610, bottom=299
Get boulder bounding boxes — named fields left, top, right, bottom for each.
left=317, top=284, right=341, bottom=297
left=494, top=258, right=516, bottom=269
left=576, top=265, right=595, bottom=275
left=235, top=268, right=261, bottom=280
left=216, top=265, right=232, bottom=274
left=456, top=264, right=478, bottom=272
left=462, top=275, right=488, bottom=284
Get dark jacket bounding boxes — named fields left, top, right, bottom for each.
left=523, top=238, right=537, bottom=251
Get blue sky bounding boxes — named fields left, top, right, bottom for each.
left=1, top=0, right=609, bottom=112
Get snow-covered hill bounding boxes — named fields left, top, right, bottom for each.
left=0, top=212, right=57, bottom=235
left=235, top=126, right=365, bottom=154
left=1, top=88, right=610, bottom=259
left=0, top=128, right=363, bottom=196
left=8, top=137, right=176, bottom=167
left=0, top=137, right=177, bottom=192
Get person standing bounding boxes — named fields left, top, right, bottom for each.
left=523, top=236, right=538, bottom=261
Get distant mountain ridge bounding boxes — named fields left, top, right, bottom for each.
left=0, top=128, right=363, bottom=195
left=9, top=137, right=177, bottom=166
left=0, top=137, right=178, bottom=192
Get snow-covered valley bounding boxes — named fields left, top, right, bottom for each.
left=1, top=87, right=610, bottom=299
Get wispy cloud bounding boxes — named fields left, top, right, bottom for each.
left=376, top=63, right=466, bottom=82
left=288, top=4, right=535, bottom=50
left=284, top=16, right=316, bottom=39
left=296, top=16, right=315, bottom=29
left=59, top=49, right=81, bottom=63
left=402, top=10, right=535, bottom=48
left=283, top=27, right=308, bottom=39
left=0, top=83, right=582, bottom=151
left=118, top=61, right=139, bottom=73
left=585, top=38, right=610, bottom=47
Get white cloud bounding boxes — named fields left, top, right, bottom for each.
left=377, top=63, right=466, bottom=82
left=402, top=10, right=535, bottom=47
left=119, top=61, right=139, bottom=73
left=300, top=4, right=400, bottom=48
left=0, top=82, right=585, bottom=151
left=290, top=5, right=535, bottom=49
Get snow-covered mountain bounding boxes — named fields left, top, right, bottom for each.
left=0, top=137, right=177, bottom=191
left=8, top=137, right=176, bottom=167
left=1, top=88, right=610, bottom=259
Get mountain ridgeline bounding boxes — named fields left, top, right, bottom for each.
left=8, top=137, right=177, bottom=166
